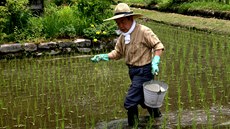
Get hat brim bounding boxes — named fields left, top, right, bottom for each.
left=103, top=13, right=143, bottom=21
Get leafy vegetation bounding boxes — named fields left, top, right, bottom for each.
left=0, top=0, right=32, bottom=42
left=115, top=0, right=230, bottom=11
left=83, top=22, right=117, bottom=43
left=177, top=1, right=230, bottom=11
left=0, top=0, right=114, bottom=44
left=1, top=0, right=230, bottom=44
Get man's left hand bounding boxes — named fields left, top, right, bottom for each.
left=151, top=55, right=160, bottom=75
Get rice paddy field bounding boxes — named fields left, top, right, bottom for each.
left=0, top=20, right=229, bottom=129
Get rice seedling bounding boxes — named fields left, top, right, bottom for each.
left=0, top=20, right=229, bottom=129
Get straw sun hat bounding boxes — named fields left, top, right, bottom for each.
left=104, top=3, right=143, bottom=21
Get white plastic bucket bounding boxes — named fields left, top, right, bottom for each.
left=143, top=80, right=168, bottom=108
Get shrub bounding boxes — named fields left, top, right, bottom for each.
left=4, top=0, right=32, bottom=34
left=48, top=0, right=75, bottom=6
left=77, top=0, right=113, bottom=23
left=0, top=6, right=8, bottom=43
left=43, top=1, right=114, bottom=39
left=83, top=21, right=117, bottom=43
left=24, top=17, right=44, bottom=41
left=0, top=0, right=32, bottom=42
left=144, top=0, right=160, bottom=5
left=42, top=5, right=81, bottom=38
left=0, top=0, right=115, bottom=43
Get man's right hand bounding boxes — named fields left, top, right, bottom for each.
left=91, top=54, right=109, bottom=62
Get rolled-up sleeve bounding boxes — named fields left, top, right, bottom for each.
left=144, top=28, right=164, bottom=51
left=109, top=37, right=123, bottom=60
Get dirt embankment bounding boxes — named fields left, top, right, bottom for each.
left=181, top=9, right=230, bottom=20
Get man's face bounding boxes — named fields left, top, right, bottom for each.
left=115, top=17, right=133, bottom=33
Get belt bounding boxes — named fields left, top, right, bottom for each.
left=126, top=63, right=151, bottom=68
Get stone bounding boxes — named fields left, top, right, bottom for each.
left=73, top=39, right=91, bottom=47
left=24, top=43, right=37, bottom=52
left=49, top=50, right=60, bottom=55
left=35, top=52, right=43, bottom=56
left=57, top=41, right=73, bottom=48
left=0, top=38, right=115, bottom=59
left=217, top=121, right=230, bottom=126
left=0, top=44, right=23, bottom=53
left=77, top=48, right=91, bottom=53
left=38, top=41, right=57, bottom=49
left=62, top=48, right=72, bottom=53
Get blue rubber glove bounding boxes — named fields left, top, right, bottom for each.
left=151, top=55, right=160, bottom=75
left=91, top=54, right=109, bottom=62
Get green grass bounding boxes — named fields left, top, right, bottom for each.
left=179, top=2, right=230, bottom=11
left=114, top=0, right=145, bottom=4
left=106, top=1, right=230, bottom=36
left=133, top=8, right=230, bottom=35
left=115, top=0, right=230, bottom=10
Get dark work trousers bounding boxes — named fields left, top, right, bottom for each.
left=124, top=63, right=162, bottom=126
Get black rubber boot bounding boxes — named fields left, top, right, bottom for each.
left=127, top=106, right=139, bottom=127
left=147, top=107, right=162, bottom=126
left=147, top=107, right=162, bottom=118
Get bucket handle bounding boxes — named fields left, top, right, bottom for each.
left=154, top=74, right=163, bottom=95
left=154, top=71, right=158, bottom=80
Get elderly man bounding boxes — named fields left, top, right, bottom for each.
left=91, top=3, right=164, bottom=127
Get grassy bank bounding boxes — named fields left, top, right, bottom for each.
left=133, top=7, right=230, bottom=35
left=176, top=2, right=230, bottom=11
left=112, top=0, right=230, bottom=35
left=115, top=0, right=230, bottom=21
left=115, top=0, right=230, bottom=11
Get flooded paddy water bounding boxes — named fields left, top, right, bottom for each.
left=0, top=20, right=229, bottom=129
